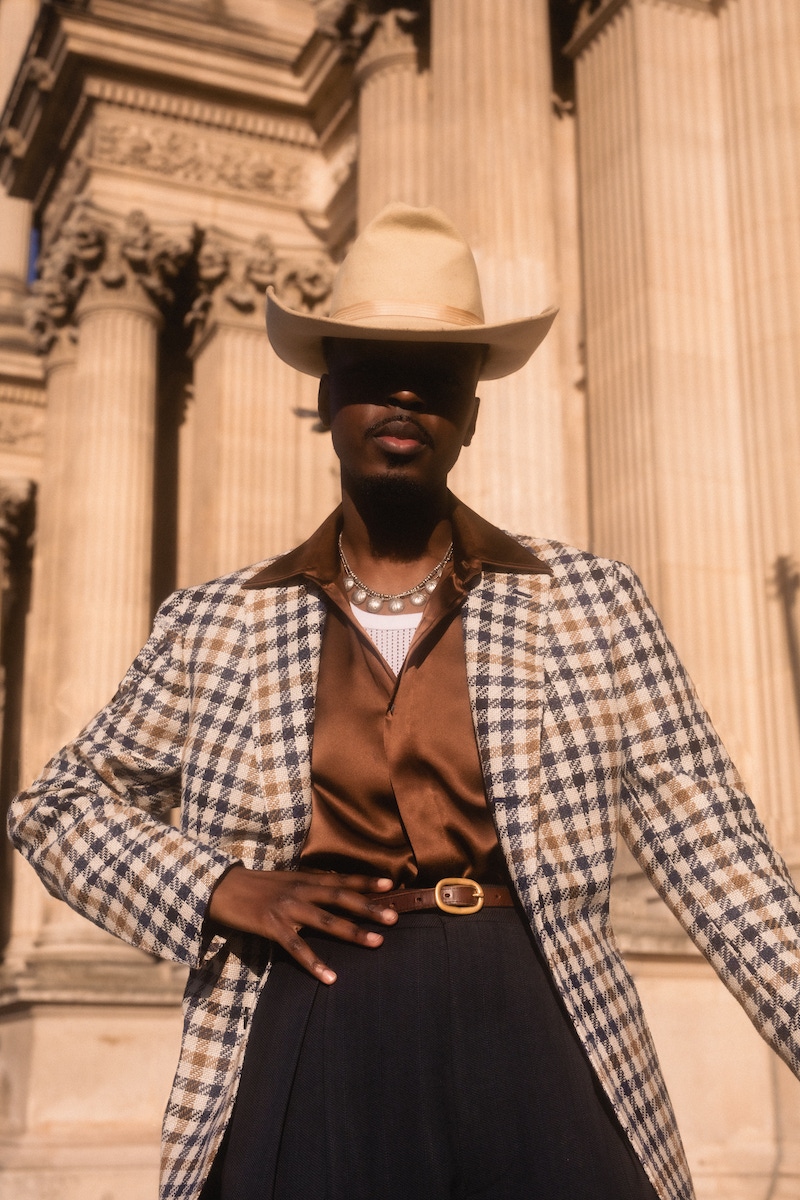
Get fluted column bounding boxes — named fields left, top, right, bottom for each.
left=0, top=477, right=34, bottom=966
left=428, top=0, right=579, bottom=541
left=571, top=3, right=800, bottom=1189
left=184, top=231, right=338, bottom=585
left=16, top=204, right=192, bottom=959
left=719, top=0, right=800, bottom=858
left=352, top=6, right=430, bottom=228
left=3, top=337, right=75, bottom=971
left=569, top=0, right=770, bottom=807
left=0, top=0, right=39, bottom=370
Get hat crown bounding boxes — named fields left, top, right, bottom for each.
left=329, top=203, right=486, bottom=326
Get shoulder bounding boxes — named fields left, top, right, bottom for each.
left=149, top=558, right=278, bottom=637
left=510, top=534, right=640, bottom=597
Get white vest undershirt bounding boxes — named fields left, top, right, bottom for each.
left=349, top=604, right=424, bottom=675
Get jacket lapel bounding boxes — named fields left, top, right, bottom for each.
left=462, top=570, right=551, bottom=918
left=244, top=582, right=327, bottom=869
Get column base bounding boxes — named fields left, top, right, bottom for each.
left=0, top=1134, right=161, bottom=1200
left=0, top=966, right=185, bottom=1200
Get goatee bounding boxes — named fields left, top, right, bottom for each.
left=348, top=474, right=446, bottom=560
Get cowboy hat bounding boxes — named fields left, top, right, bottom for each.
left=266, top=203, right=557, bottom=381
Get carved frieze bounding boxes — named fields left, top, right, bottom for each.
left=0, top=404, right=45, bottom=457
left=187, top=229, right=334, bottom=348
left=27, top=204, right=196, bottom=353
left=90, top=114, right=306, bottom=202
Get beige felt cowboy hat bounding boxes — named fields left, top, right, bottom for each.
left=266, top=203, right=557, bottom=381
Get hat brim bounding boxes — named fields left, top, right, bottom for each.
left=266, top=289, right=558, bottom=381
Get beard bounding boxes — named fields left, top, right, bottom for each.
left=346, top=472, right=446, bottom=560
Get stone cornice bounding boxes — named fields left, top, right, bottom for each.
left=83, top=79, right=319, bottom=148
left=565, top=0, right=721, bottom=59
left=0, top=0, right=348, bottom=201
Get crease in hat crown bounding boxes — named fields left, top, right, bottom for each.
left=266, top=202, right=558, bottom=381
left=326, top=204, right=486, bottom=330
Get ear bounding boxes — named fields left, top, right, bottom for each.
left=317, top=375, right=331, bottom=430
left=462, top=396, right=480, bottom=447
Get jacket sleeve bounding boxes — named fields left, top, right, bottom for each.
left=7, top=590, right=239, bottom=968
left=611, top=560, right=800, bottom=1078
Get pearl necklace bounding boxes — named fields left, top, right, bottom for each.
left=338, top=534, right=454, bottom=614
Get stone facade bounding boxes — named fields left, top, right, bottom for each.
left=0, top=1, right=798, bottom=1196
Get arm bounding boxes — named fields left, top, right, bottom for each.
left=9, top=590, right=397, bottom=975
left=611, top=562, right=800, bottom=1076
left=8, top=591, right=236, bottom=966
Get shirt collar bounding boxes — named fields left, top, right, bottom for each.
left=241, top=493, right=552, bottom=591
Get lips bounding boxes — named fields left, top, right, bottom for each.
left=368, top=416, right=431, bottom=455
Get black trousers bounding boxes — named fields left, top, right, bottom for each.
left=208, top=908, right=659, bottom=1200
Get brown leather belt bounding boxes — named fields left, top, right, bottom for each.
left=371, top=878, right=514, bottom=916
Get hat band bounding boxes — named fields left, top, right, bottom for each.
left=331, top=300, right=484, bottom=327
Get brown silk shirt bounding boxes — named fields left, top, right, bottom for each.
left=248, top=498, right=551, bottom=887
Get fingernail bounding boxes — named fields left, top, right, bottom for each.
left=382, top=908, right=398, bottom=922
left=319, top=967, right=336, bottom=984
left=365, top=932, right=383, bottom=946
left=374, top=878, right=393, bottom=888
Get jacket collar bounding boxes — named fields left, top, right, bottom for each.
left=241, top=494, right=552, bottom=591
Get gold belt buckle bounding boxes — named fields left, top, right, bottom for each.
left=434, top=877, right=485, bottom=915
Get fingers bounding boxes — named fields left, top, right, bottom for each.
left=267, top=883, right=397, bottom=986
left=206, top=866, right=399, bottom=984
left=277, top=914, right=386, bottom=986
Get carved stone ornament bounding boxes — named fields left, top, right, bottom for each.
left=0, top=408, right=45, bottom=456
left=27, top=204, right=196, bottom=353
left=91, top=118, right=305, bottom=202
left=314, top=1, right=427, bottom=63
left=186, top=230, right=334, bottom=346
left=25, top=58, right=56, bottom=92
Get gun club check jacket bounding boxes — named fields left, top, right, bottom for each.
left=9, top=522, right=800, bottom=1200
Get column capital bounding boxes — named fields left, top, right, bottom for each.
left=187, top=228, right=334, bottom=352
left=314, top=1, right=428, bottom=72
left=27, top=202, right=196, bottom=352
left=566, top=0, right=719, bottom=57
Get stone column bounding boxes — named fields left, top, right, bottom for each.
left=0, top=0, right=43, bottom=371
left=428, top=0, right=580, bottom=542
left=351, top=6, right=430, bottom=228
left=0, top=477, right=33, bottom=757
left=570, top=3, right=800, bottom=1193
left=183, top=230, right=338, bottom=586
left=568, top=0, right=769, bottom=804
left=718, top=0, right=800, bottom=860
left=0, top=477, right=34, bottom=962
left=15, top=204, right=192, bottom=960
left=3, top=333, right=75, bottom=971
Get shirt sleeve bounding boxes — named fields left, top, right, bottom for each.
left=7, top=590, right=240, bottom=968
left=610, top=559, right=800, bottom=1078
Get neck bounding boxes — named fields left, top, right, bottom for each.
left=339, top=474, right=453, bottom=581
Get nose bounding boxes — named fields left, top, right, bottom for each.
left=389, top=389, right=425, bottom=409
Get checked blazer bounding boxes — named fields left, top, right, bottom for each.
left=9, top=513, right=800, bottom=1200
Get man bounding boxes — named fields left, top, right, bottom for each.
left=8, top=204, right=800, bottom=1200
